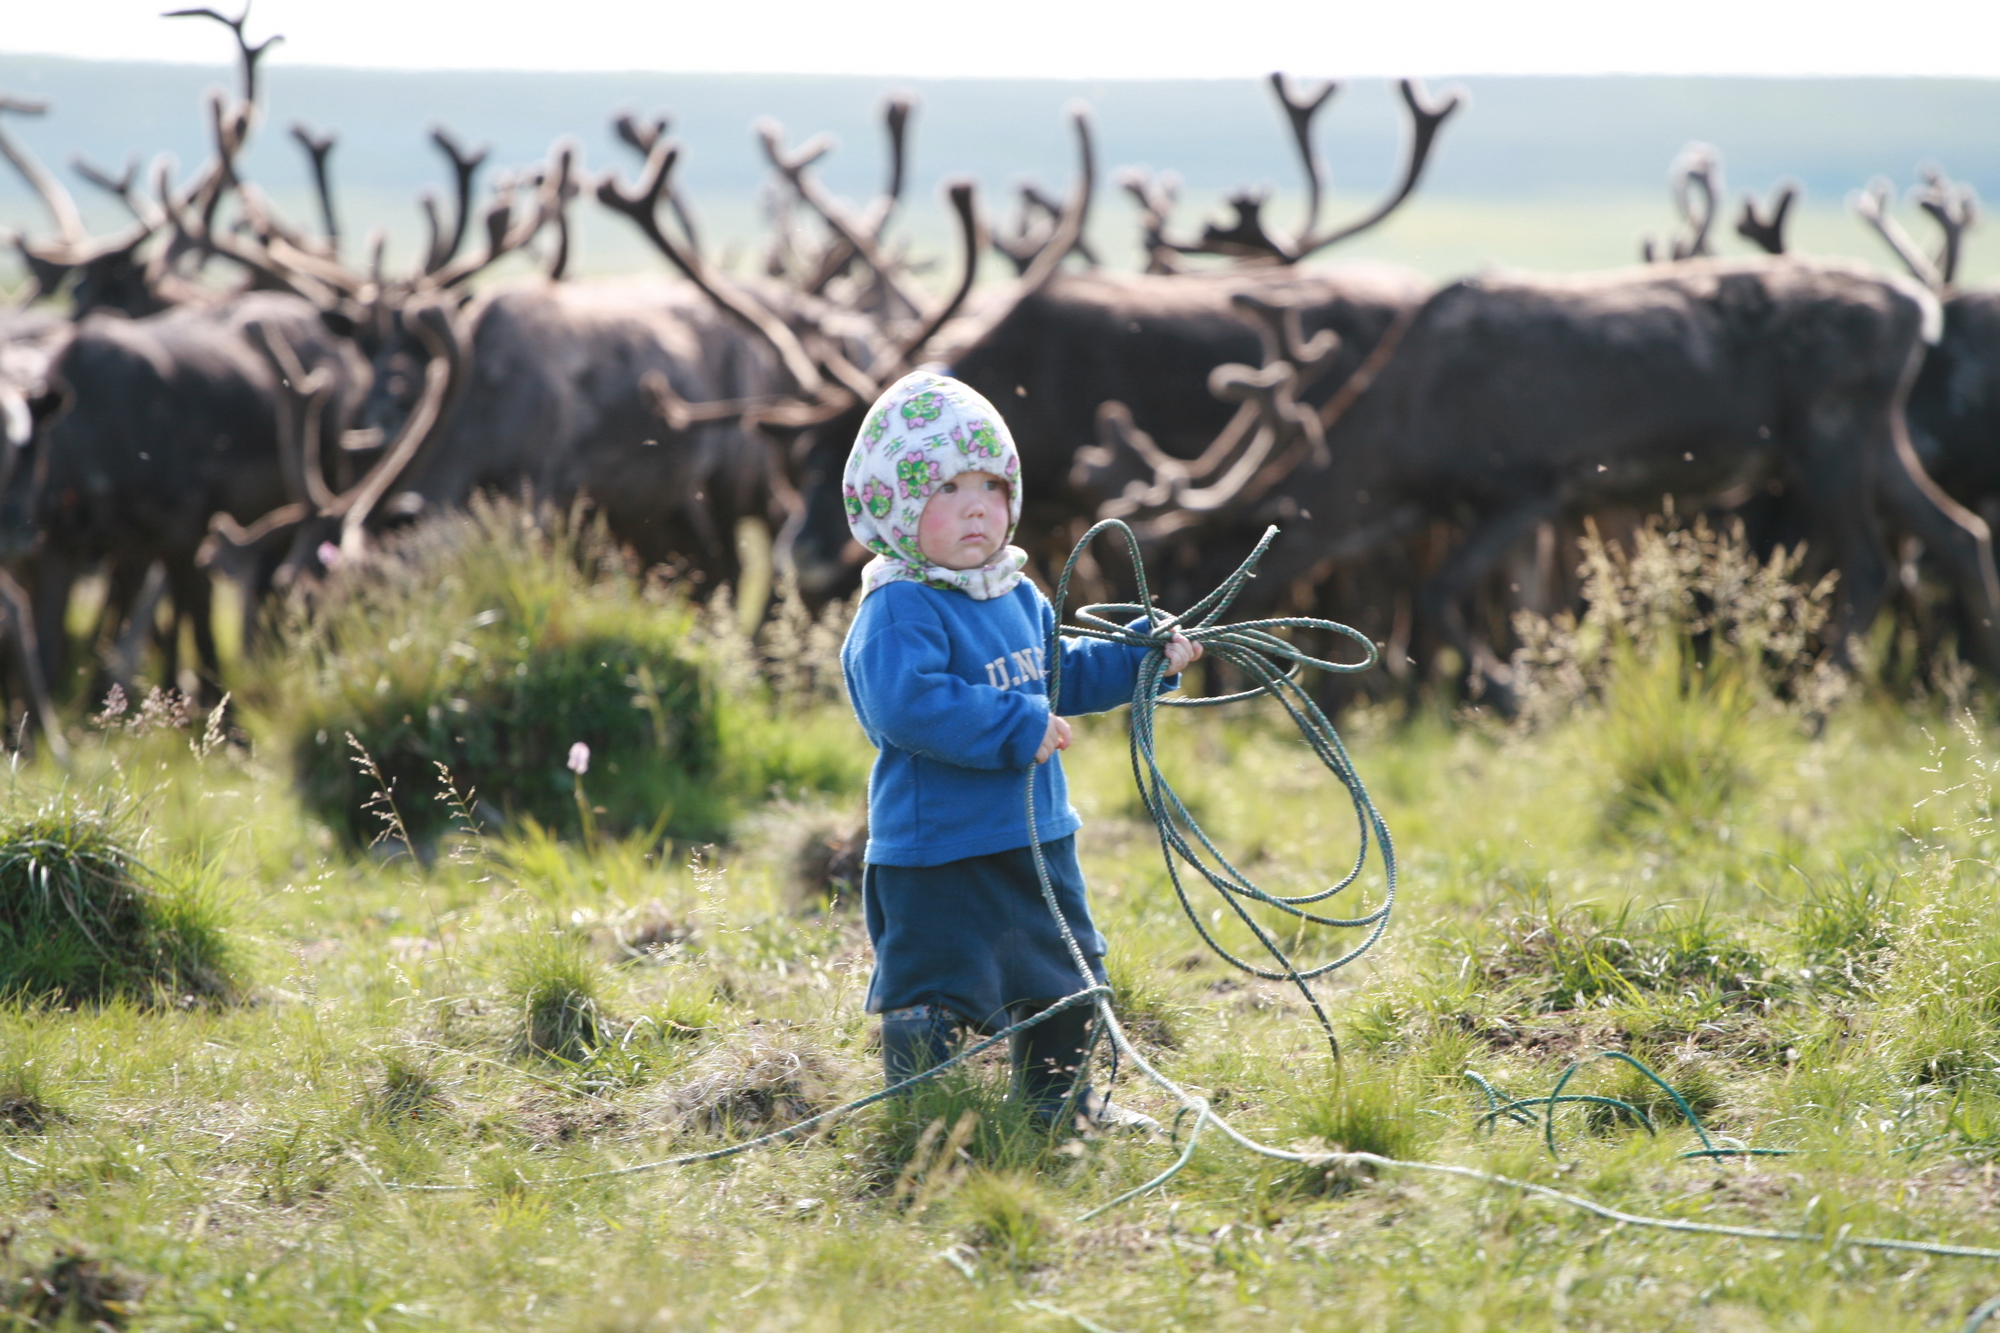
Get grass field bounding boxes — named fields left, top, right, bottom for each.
left=5, top=511, right=2000, bottom=1330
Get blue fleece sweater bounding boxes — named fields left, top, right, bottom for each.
left=842, top=579, right=1158, bottom=867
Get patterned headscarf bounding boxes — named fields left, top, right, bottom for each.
left=843, top=371, right=1028, bottom=600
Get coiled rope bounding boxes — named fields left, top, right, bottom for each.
left=370, top=520, right=2000, bottom=1265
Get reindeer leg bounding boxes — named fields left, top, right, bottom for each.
left=105, top=559, right=167, bottom=691
left=1879, top=433, right=2000, bottom=677
left=166, top=559, right=222, bottom=706
left=1414, top=495, right=1563, bottom=709
left=27, top=551, right=76, bottom=705
left=0, top=569, right=68, bottom=764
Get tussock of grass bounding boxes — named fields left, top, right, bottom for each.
left=950, top=1169, right=1062, bottom=1272
left=506, top=932, right=608, bottom=1064
left=789, top=807, right=867, bottom=911
left=0, top=797, right=238, bottom=1006
left=1593, top=646, right=1773, bottom=838
left=1478, top=891, right=1779, bottom=1013
left=367, top=1050, right=450, bottom=1123
left=1279, top=1058, right=1422, bottom=1195
left=865, top=1066, right=1054, bottom=1186
left=252, top=496, right=864, bottom=848
left=652, top=1023, right=847, bottom=1136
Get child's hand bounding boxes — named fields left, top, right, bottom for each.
left=1034, top=713, right=1072, bottom=764
left=1163, top=632, right=1203, bottom=676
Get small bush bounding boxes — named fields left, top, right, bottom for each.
left=1511, top=512, right=1842, bottom=726
left=0, top=798, right=239, bottom=1006
left=255, top=496, right=864, bottom=849
left=506, top=932, right=607, bottom=1064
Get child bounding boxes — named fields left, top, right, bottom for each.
left=839, top=370, right=1199, bottom=1130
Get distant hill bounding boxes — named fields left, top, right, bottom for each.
left=2, top=58, right=1997, bottom=281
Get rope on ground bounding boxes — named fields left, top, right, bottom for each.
left=361, top=519, right=2000, bottom=1264
left=1467, top=1051, right=1799, bottom=1161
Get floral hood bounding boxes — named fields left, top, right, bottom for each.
left=842, top=371, right=1028, bottom=600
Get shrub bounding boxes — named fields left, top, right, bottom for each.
left=0, top=797, right=239, bottom=1006
left=1510, top=512, right=1843, bottom=726
left=254, top=496, right=863, bottom=848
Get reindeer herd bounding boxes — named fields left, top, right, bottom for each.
left=0, top=9, right=1994, bottom=746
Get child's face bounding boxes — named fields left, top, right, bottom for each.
left=917, top=470, right=1011, bottom=570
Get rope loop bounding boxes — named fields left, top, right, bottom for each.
left=1038, top=519, right=1397, bottom=1059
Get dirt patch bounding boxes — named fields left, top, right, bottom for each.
left=0, top=1234, right=147, bottom=1328
left=512, top=1092, right=625, bottom=1145
left=0, top=1088, right=66, bottom=1135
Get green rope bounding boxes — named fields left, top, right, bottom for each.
left=1467, top=1051, right=1799, bottom=1161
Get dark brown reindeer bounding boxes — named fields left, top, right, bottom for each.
left=0, top=6, right=359, bottom=708
left=1087, top=254, right=2000, bottom=695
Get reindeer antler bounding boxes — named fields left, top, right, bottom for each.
left=1915, top=166, right=1978, bottom=289
left=1644, top=144, right=1721, bottom=263
left=162, top=4, right=281, bottom=109
left=1173, top=76, right=1460, bottom=265
left=1271, top=73, right=1339, bottom=246
left=0, top=98, right=88, bottom=249
left=1855, top=176, right=1946, bottom=291
left=1118, top=167, right=1184, bottom=275
left=596, top=135, right=829, bottom=396
left=286, top=123, right=338, bottom=242
left=757, top=112, right=937, bottom=326
left=1735, top=180, right=1796, bottom=256
left=421, top=128, right=488, bottom=274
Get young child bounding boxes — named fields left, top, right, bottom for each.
left=839, top=370, right=1200, bottom=1130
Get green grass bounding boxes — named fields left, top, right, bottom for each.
left=9, top=510, right=2000, bottom=1327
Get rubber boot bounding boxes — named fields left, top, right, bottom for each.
left=1011, top=1001, right=1096, bottom=1125
left=879, top=1003, right=962, bottom=1093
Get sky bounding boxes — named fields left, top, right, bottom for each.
left=7, top=0, right=2000, bottom=79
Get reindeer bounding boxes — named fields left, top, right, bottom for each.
left=1086, top=254, right=2000, bottom=695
